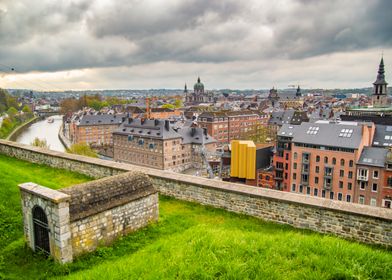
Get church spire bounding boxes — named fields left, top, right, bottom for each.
left=197, top=76, right=201, bottom=83
left=184, top=83, right=188, bottom=93
left=371, top=57, right=388, bottom=106
left=374, top=57, right=387, bottom=85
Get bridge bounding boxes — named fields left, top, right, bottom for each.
left=35, top=109, right=60, bottom=117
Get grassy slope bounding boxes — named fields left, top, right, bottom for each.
left=0, top=154, right=391, bottom=279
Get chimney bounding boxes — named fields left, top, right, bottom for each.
left=165, top=120, right=170, bottom=131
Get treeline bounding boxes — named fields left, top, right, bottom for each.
left=0, top=88, right=34, bottom=139
left=60, top=94, right=136, bottom=113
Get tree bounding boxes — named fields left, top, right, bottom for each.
left=66, top=143, right=98, bottom=158
left=7, top=107, right=18, bottom=117
left=30, top=137, right=50, bottom=149
left=22, top=105, right=32, bottom=113
left=60, top=98, right=82, bottom=114
left=161, top=104, right=175, bottom=109
left=174, top=99, right=183, bottom=108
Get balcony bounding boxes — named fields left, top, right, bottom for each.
left=357, top=175, right=368, bottom=181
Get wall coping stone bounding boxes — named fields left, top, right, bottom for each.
left=3, top=139, right=392, bottom=221
left=19, top=182, right=70, bottom=203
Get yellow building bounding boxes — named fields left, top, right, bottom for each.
left=230, top=140, right=256, bottom=180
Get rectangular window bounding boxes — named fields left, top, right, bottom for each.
left=338, top=193, right=343, bottom=201
left=388, top=177, right=392, bottom=187
left=315, top=166, right=319, bottom=173
left=314, top=188, right=318, bottom=196
left=348, top=182, right=352, bottom=190
left=348, top=171, right=353, bottom=179
left=349, top=160, right=353, bottom=167
left=322, top=190, right=326, bottom=198
left=299, top=185, right=303, bottom=193
left=306, top=187, right=311, bottom=195
left=370, top=198, right=377, bottom=207
left=293, top=163, right=297, bottom=169
left=360, top=181, right=367, bottom=190
left=291, top=184, right=296, bottom=192
left=285, top=173, right=288, bottom=180
left=373, top=170, right=379, bottom=179
left=359, top=195, right=365, bottom=204
left=293, top=173, right=297, bottom=180
left=339, top=170, right=344, bottom=177
left=372, top=183, right=378, bottom=192
left=330, top=192, right=334, bottom=199
left=346, top=195, right=351, bottom=202
left=315, top=177, right=319, bottom=184
left=339, top=181, right=343, bottom=189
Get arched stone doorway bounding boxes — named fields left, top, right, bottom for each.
left=32, top=206, right=50, bottom=254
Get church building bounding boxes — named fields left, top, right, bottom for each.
left=184, top=77, right=214, bottom=105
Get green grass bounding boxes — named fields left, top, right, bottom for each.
left=0, top=154, right=391, bottom=279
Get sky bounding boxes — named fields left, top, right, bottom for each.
left=0, top=0, right=391, bottom=91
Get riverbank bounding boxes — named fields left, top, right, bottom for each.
left=1, top=115, right=38, bottom=141
left=58, top=123, right=71, bottom=149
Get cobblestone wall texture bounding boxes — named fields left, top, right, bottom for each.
left=3, top=140, right=391, bottom=247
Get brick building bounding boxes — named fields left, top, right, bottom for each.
left=197, top=110, right=266, bottom=145
left=113, top=118, right=216, bottom=172
left=69, top=114, right=126, bottom=146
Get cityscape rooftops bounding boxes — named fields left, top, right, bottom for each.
left=357, top=146, right=388, bottom=167
left=78, top=114, right=126, bottom=126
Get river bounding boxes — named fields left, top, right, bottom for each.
left=15, top=115, right=66, bottom=152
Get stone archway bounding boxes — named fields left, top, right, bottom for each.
left=32, top=206, right=50, bottom=254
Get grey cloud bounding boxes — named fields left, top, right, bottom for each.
left=0, top=0, right=390, bottom=74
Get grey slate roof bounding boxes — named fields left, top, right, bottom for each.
left=268, top=110, right=295, bottom=126
left=357, top=147, right=388, bottom=167
left=114, top=118, right=216, bottom=144
left=114, top=119, right=181, bottom=140
left=372, top=124, right=392, bottom=148
left=78, top=114, right=126, bottom=126
left=278, top=121, right=363, bottom=149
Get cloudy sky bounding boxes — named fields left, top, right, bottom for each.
left=0, top=0, right=391, bottom=90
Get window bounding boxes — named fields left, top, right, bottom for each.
left=293, top=163, right=297, bottom=169
left=306, top=187, right=311, bottom=195
left=316, top=155, right=320, bottom=162
left=346, top=195, right=351, bottom=202
left=285, top=153, right=289, bottom=160
left=324, top=156, right=328, bottom=164
left=299, top=185, right=303, bottom=193
left=348, top=182, right=352, bottom=190
left=349, top=160, right=353, bottom=167
left=388, top=177, right=392, bottom=187
left=357, top=169, right=368, bottom=180
left=384, top=199, right=392, bottom=208
left=307, top=126, right=319, bottom=135
left=285, top=163, right=288, bottom=170
left=138, top=139, right=144, bottom=145
left=294, top=152, right=298, bottom=160
left=322, top=190, right=326, bottom=198
left=127, top=135, right=134, bottom=141
left=325, top=167, right=333, bottom=176
left=370, top=198, right=377, bottom=207
left=340, top=159, right=345, bottom=166
left=315, top=166, right=319, bottom=173
left=348, top=171, right=353, bottom=179
left=340, top=170, right=344, bottom=177
left=149, top=143, right=155, bottom=149
left=332, top=157, right=336, bottom=165
left=266, top=176, right=270, bottom=181
left=373, top=170, right=379, bottom=179
left=314, top=188, right=318, bottom=196
left=372, top=183, right=378, bottom=192
left=315, top=177, right=319, bottom=184
left=339, top=128, right=353, bottom=138
left=338, top=193, right=343, bottom=201
left=330, top=192, right=334, bottom=199
left=285, top=173, right=288, bottom=179
left=293, top=173, right=297, bottom=180
left=291, top=184, right=296, bottom=192
left=339, top=181, right=343, bottom=189
left=359, top=195, right=365, bottom=204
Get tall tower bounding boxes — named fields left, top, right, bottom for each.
left=372, top=57, right=389, bottom=107
left=296, top=85, right=302, bottom=97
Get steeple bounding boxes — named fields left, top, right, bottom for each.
left=371, top=57, right=389, bottom=106
left=374, top=57, right=387, bottom=86
left=197, top=76, right=201, bottom=83
left=296, top=85, right=302, bottom=97
left=184, top=83, right=188, bottom=93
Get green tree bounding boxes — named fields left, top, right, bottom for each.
left=22, top=105, right=31, bottom=113
left=161, top=104, right=175, bottom=109
left=174, top=99, right=183, bottom=108
left=66, top=143, right=98, bottom=158
left=6, top=107, right=18, bottom=117
left=30, top=137, right=50, bottom=149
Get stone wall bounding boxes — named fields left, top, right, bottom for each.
left=18, top=171, right=159, bottom=263
left=3, top=140, right=391, bottom=247
left=70, top=193, right=158, bottom=256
